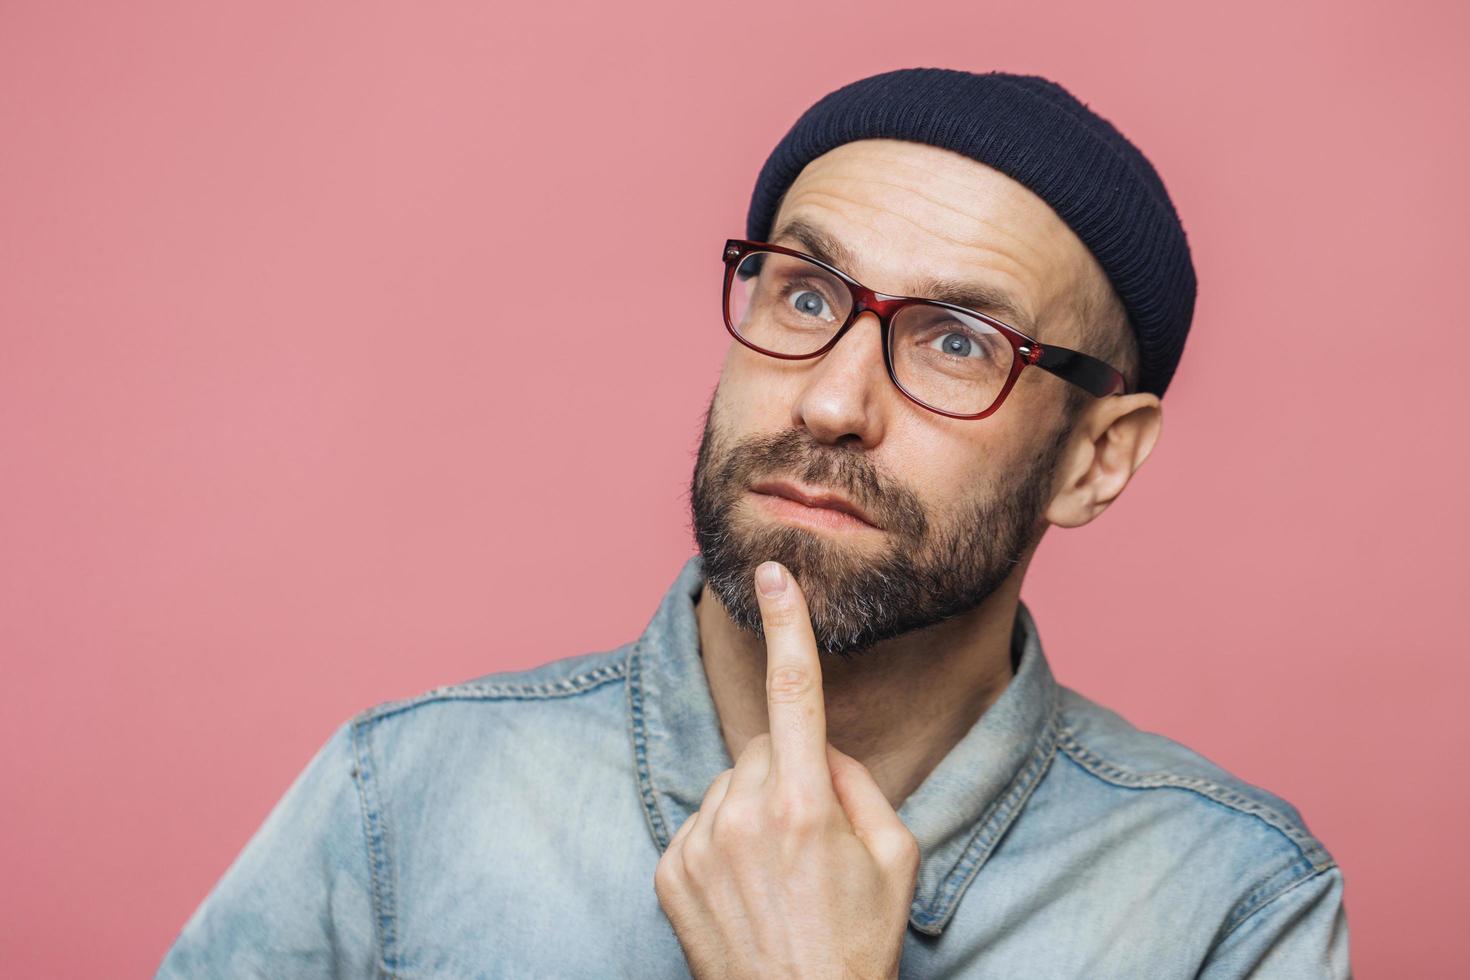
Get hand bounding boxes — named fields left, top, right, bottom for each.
left=653, top=560, right=921, bottom=980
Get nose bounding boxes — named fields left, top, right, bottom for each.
left=790, top=311, right=890, bottom=449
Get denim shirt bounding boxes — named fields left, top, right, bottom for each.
left=158, top=555, right=1351, bottom=978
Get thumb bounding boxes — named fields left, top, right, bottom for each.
left=826, top=744, right=919, bottom=871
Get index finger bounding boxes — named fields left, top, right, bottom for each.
left=753, top=560, right=829, bottom=780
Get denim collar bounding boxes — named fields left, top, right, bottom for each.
left=626, top=554, right=1063, bottom=936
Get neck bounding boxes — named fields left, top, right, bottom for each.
left=694, top=568, right=1027, bottom=810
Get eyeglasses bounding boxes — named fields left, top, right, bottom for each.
left=721, top=239, right=1128, bottom=420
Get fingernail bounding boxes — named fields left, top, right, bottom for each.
left=756, top=561, right=787, bottom=597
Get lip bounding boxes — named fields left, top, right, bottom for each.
left=747, top=479, right=881, bottom=530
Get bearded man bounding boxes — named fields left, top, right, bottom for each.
left=158, top=68, right=1351, bottom=979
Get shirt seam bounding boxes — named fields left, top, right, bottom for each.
left=352, top=660, right=629, bottom=727
left=341, top=658, right=626, bottom=980
left=626, top=641, right=675, bottom=849
left=1055, top=726, right=1334, bottom=872
left=910, top=708, right=1063, bottom=935
left=1209, top=864, right=1343, bottom=951
left=349, top=719, right=400, bottom=980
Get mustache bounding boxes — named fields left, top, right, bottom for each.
left=718, top=427, right=929, bottom=542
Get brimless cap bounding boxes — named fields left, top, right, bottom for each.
left=745, top=68, right=1197, bottom=397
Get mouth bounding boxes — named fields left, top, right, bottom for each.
left=747, top=479, right=882, bottom=532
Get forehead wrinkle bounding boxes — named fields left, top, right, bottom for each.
left=783, top=145, right=1091, bottom=333
left=781, top=190, right=1027, bottom=284
left=774, top=191, right=1049, bottom=332
left=794, top=148, right=1071, bottom=256
left=794, top=171, right=1038, bottom=250
left=867, top=185, right=1066, bottom=306
left=806, top=139, right=1032, bottom=216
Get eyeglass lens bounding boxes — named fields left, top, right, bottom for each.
left=727, top=250, right=1014, bottom=416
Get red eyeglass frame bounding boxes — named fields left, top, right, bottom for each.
left=721, top=238, right=1128, bottom=421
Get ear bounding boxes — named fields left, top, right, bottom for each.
left=1045, top=392, right=1163, bottom=529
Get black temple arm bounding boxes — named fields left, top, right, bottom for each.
left=1035, top=344, right=1127, bottom=397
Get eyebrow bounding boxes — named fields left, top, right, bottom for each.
left=770, top=217, right=1038, bottom=334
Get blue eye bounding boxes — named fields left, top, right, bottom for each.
left=929, top=330, right=985, bottom=358
left=788, top=288, right=834, bottom=320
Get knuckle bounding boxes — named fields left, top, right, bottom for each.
left=679, top=832, right=712, bottom=876
left=827, top=746, right=858, bottom=774
left=897, top=831, right=921, bottom=871
left=700, top=769, right=732, bottom=807
left=766, top=666, right=813, bottom=703
left=737, top=732, right=772, bottom=763
left=653, top=852, right=680, bottom=892
left=768, top=787, right=823, bottom=836
left=710, top=797, right=760, bottom=844
left=654, top=849, right=691, bottom=902
left=879, top=828, right=921, bottom=875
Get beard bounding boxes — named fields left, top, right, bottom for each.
left=688, top=394, right=1070, bottom=659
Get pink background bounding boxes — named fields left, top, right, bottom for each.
left=2, top=1, right=1466, bottom=975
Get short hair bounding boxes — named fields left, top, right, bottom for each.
left=1061, top=271, right=1139, bottom=423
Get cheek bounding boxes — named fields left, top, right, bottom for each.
left=911, top=460, right=977, bottom=519
left=886, top=416, right=1025, bottom=509
left=716, top=345, right=801, bottom=428
left=1003, top=366, right=1067, bottom=424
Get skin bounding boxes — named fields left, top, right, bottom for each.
left=653, top=138, right=1163, bottom=977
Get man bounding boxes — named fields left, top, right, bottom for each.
left=158, top=68, right=1351, bottom=978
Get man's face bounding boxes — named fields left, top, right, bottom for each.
left=691, top=138, right=1107, bottom=657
